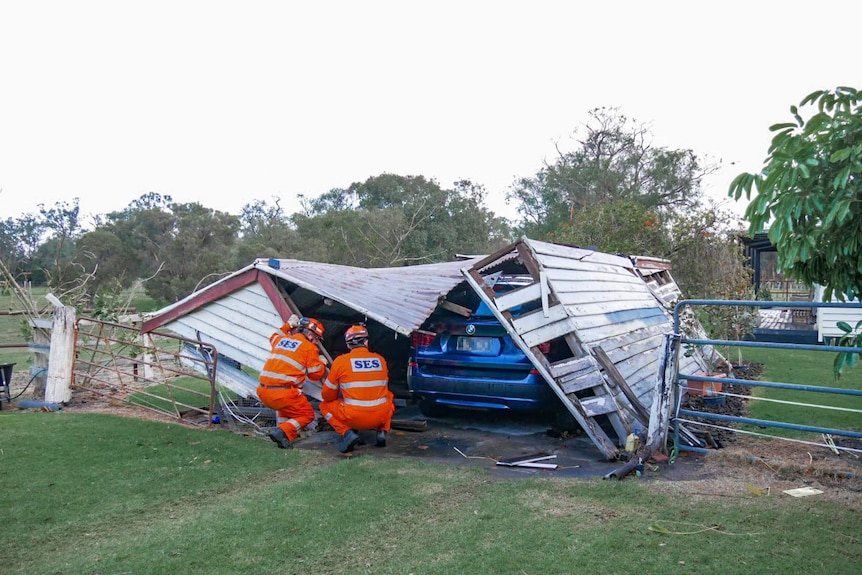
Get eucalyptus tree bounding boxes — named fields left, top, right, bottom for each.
left=233, top=198, right=301, bottom=266
left=145, top=202, right=239, bottom=303
left=296, top=174, right=511, bottom=267
left=508, top=107, right=716, bottom=240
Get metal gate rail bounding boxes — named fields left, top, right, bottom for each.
left=671, top=299, right=862, bottom=455
left=73, top=318, right=219, bottom=427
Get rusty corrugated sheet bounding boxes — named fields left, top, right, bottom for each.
left=259, top=257, right=484, bottom=336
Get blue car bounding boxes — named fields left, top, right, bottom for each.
left=407, top=279, right=571, bottom=425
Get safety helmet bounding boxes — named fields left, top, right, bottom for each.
left=298, top=317, right=325, bottom=339
left=344, top=324, right=368, bottom=347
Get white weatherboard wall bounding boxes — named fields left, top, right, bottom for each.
left=814, top=285, right=862, bottom=343
left=162, top=282, right=281, bottom=375
left=525, top=240, right=705, bottom=411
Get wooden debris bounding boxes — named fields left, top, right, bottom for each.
left=391, top=419, right=427, bottom=432
left=783, top=487, right=823, bottom=497
left=496, top=452, right=558, bottom=469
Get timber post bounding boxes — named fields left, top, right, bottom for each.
left=44, top=297, right=76, bottom=405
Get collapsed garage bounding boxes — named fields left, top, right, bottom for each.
left=141, top=237, right=715, bottom=459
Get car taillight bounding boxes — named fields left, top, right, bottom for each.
left=411, top=331, right=435, bottom=348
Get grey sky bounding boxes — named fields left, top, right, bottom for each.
left=1, top=1, right=857, bottom=226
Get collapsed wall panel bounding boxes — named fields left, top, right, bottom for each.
left=463, top=238, right=711, bottom=460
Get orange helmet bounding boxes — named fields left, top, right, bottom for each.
left=298, top=317, right=325, bottom=339
left=344, top=324, right=368, bottom=347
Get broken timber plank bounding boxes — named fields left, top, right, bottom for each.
left=579, top=395, right=618, bottom=417
left=498, top=461, right=559, bottom=470
left=592, top=346, right=651, bottom=423
left=549, top=355, right=595, bottom=379
left=496, top=453, right=556, bottom=466
left=495, top=282, right=542, bottom=312
left=646, top=333, right=681, bottom=452
left=559, top=372, right=606, bottom=395
left=511, top=304, right=569, bottom=334
left=438, top=299, right=472, bottom=317
left=391, top=419, right=428, bottom=432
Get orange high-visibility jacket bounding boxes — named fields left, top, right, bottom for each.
left=259, top=329, right=326, bottom=388
left=322, top=347, right=390, bottom=406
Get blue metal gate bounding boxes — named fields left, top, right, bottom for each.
left=670, top=299, right=862, bottom=458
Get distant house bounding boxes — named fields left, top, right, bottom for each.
left=740, top=232, right=862, bottom=344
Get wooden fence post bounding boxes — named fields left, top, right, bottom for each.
left=45, top=304, right=76, bottom=405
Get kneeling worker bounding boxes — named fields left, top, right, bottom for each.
left=320, top=324, right=394, bottom=453
left=257, top=316, right=328, bottom=449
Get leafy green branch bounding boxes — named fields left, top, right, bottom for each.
left=834, top=319, right=862, bottom=380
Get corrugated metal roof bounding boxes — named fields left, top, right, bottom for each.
left=260, top=257, right=483, bottom=336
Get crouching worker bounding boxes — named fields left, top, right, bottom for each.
left=320, top=324, right=394, bottom=453
left=257, top=316, right=328, bottom=449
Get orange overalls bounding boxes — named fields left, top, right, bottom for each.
left=256, top=325, right=327, bottom=442
left=319, top=346, right=394, bottom=436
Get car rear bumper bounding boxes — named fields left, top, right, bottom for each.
left=408, top=372, right=555, bottom=412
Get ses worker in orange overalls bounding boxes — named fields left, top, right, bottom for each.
left=257, top=317, right=328, bottom=449
left=320, top=324, right=395, bottom=453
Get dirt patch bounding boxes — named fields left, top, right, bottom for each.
left=655, top=436, right=862, bottom=506
left=678, top=362, right=761, bottom=446
left=670, top=362, right=862, bottom=504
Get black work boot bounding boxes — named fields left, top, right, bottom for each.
left=337, top=429, right=360, bottom=453
left=269, top=427, right=292, bottom=449
left=375, top=430, right=387, bottom=447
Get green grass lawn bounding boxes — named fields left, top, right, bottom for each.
left=738, top=346, right=862, bottom=438
left=128, top=376, right=237, bottom=415
left=1, top=411, right=860, bottom=575
left=0, top=285, right=47, bottom=369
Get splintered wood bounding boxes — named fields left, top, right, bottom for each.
left=496, top=453, right=558, bottom=469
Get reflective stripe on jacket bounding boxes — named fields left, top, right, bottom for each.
left=259, top=331, right=326, bottom=388
left=322, top=347, right=389, bottom=404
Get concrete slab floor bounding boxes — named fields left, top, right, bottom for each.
left=291, top=404, right=707, bottom=481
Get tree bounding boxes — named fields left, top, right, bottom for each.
left=508, top=108, right=716, bottom=238
left=0, top=213, right=44, bottom=282
left=74, top=229, right=135, bottom=300
left=233, top=198, right=301, bottom=266
left=146, top=202, right=240, bottom=303
left=296, top=174, right=511, bottom=267
left=26, top=200, right=84, bottom=295
left=72, top=193, right=175, bottom=303
left=729, top=87, right=862, bottom=302
left=551, top=200, right=672, bottom=257
left=730, top=86, right=862, bottom=378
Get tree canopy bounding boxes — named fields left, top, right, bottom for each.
left=508, top=107, right=715, bottom=239
left=4, top=107, right=750, bottom=310
left=729, top=87, right=862, bottom=302
left=296, top=174, right=511, bottom=267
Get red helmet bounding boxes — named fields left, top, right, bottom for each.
left=344, top=324, right=368, bottom=347
left=299, top=317, right=325, bottom=339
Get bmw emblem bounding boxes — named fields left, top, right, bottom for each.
left=466, top=324, right=476, bottom=335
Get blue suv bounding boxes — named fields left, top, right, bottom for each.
left=407, top=278, right=568, bottom=423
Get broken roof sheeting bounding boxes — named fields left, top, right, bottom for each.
left=145, top=256, right=487, bottom=338
left=263, top=257, right=484, bottom=336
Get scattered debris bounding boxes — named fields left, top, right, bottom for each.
left=822, top=434, right=840, bottom=455
left=391, top=419, right=427, bottom=432
left=453, top=447, right=559, bottom=470
left=496, top=453, right=558, bottom=469
left=783, top=487, right=824, bottom=497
